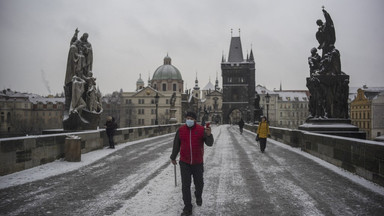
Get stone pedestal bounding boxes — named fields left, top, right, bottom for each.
left=169, top=109, right=177, bottom=124
left=299, top=118, right=366, bottom=139
left=65, top=137, right=81, bottom=162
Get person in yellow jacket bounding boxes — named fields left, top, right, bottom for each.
left=256, top=116, right=270, bottom=153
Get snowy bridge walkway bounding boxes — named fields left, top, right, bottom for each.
left=1, top=125, right=384, bottom=216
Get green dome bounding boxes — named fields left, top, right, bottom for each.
left=152, top=55, right=183, bottom=81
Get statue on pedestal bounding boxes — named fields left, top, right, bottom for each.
left=306, top=7, right=349, bottom=119
left=169, top=92, right=178, bottom=123
left=63, top=28, right=102, bottom=131
left=300, top=7, right=365, bottom=139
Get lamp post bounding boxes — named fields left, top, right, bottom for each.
left=265, top=93, right=270, bottom=122
left=154, top=92, right=159, bottom=125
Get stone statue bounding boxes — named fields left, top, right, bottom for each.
left=170, top=92, right=176, bottom=107
left=305, top=8, right=349, bottom=119
left=253, top=91, right=263, bottom=123
left=308, top=47, right=321, bottom=76
left=79, top=33, right=93, bottom=75
left=63, top=29, right=102, bottom=131
left=70, top=75, right=86, bottom=114
left=316, top=7, right=336, bottom=57
left=300, top=7, right=364, bottom=139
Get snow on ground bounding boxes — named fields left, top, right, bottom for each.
left=0, top=133, right=173, bottom=190
left=267, top=139, right=384, bottom=197
left=1, top=125, right=384, bottom=215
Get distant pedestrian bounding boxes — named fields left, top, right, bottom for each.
left=256, top=116, right=270, bottom=153
left=238, top=118, right=245, bottom=134
left=170, top=111, right=214, bottom=216
left=105, top=116, right=117, bottom=149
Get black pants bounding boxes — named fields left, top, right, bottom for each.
left=179, top=161, right=204, bottom=211
left=259, top=138, right=267, bottom=152
left=107, top=133, right=115, bottom=148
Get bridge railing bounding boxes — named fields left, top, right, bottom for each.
left=0, top=124, right=181, bottom=176
left=245, top=124, right=384, bottom=187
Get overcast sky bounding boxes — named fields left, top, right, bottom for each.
left=0, top=0, right=383, bottom=96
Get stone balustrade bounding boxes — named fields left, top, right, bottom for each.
left=0, top=124, right=181, bottom=176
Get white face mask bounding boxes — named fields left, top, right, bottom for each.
left=186, top=119, right=194, bottom=127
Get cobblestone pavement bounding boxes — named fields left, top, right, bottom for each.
left=0, top=125, right=383, bottom=216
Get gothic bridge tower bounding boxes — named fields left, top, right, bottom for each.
left=221, top=32, right=255, bottom=124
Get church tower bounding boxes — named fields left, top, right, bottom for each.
left=221, top=31, right=255, bottom=123
left=192, top=73, right=200, bottom=99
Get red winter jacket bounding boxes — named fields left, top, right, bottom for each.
left=170, top=123, right=214, bottom=165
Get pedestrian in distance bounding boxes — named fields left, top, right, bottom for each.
left=105, top=116, right=117, bottom=149
left=170, top=111, right=214, bottom=216
left=256, top=116, right=270, bottom=153
left=238, top=118, right=245, bottom=134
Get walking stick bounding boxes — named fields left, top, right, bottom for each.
left=174, top=164, right=177, bottom=187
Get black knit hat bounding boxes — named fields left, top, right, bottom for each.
left=186, top=111, right=197, bottom=120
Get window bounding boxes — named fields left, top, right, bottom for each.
left=138, top=99, right=144, bottom=104
left=162, top=83, right=166, bottom=91
left=138, top=109, right=145, bottom=115
left=151, top=99, right=155, bottom=104
left=166, top=99, right=169, bottom=104
left=173, top=84, right=177, bottom=91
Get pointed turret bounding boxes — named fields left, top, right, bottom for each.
left=215, top=73, right=220, bottom=91
left=228, top=35, right=244, bottom=62
left=249, top=49, right=254, bottom=62
left=194, top=73, right=200, bottom=90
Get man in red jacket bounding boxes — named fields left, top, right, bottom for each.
left=170, top=111, right=214, bottom=216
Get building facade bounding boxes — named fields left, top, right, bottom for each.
left=350, top=87, right=384, bottom=140
left=118, top=55, right=184, bottom=127
left=0, top=89, right=64, bottom=137
left=257, top=85, right=310, bottom=129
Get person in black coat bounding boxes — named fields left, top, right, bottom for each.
left=105, top=116, right=117, bottom=149
left=238, top=118, right=245, bottom=134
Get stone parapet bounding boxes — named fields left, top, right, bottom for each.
left=0, top=124, right=181, bottom=176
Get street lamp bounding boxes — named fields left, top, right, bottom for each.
left=154, top=92, right=159, bottom=125
left=265, top=93, right=270, bottom=122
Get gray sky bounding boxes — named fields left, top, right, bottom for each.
left=0, top=0, right=383, bottom=96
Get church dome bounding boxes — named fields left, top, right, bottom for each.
left=152, top=55, right=183, bottom=81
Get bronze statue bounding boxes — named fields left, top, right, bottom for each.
left=316, top=7, right=336, bottom=57
left=305, top=8, right=349, bottom=119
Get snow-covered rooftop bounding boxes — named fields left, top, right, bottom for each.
left=202, top=81, right=215, bottom=91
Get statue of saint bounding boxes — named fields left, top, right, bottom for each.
left=316, top=8, right=336, bottom=56
left=79, top=33, right=93, bottom=75
left=308, top=47, right=321, bottom=76
left=63, top=28, right=102, bottom=130
left=170, top=92, right=176, bottom=107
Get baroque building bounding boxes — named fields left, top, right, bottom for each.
left=0, top=89, right=64, bottom=137
left=350, top=86, right=384, bottom=140
left=119, top=55, right=184, bottom=127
